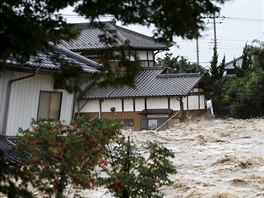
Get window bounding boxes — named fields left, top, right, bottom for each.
left=123, top=119, right=134, bottom=131
left=37, top=91, right=62, bottom=120
left=148, top=119, right=158, bottom=130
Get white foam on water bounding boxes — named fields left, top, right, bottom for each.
left=68, top=118, right=264, bottom=198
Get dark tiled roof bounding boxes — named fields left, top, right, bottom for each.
left=116, top=26, right=169, bottom=49
left=60, top=21, right=169, bottom=51
left=0, top=136, right=19, bottom=165
left=5, top=45, right=99, bottom=74
left=80, top=67, right=204, bottom=99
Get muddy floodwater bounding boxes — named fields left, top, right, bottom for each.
left=69, top=118, right=264, bottom=198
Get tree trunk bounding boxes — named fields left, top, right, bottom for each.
left=56, top=171, right=66, bottom=198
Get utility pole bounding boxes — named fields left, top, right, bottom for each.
left=196, top=36, right=200, bottom=66
left=206, top=14, right=224, bottom=51
left=213, top=13, right=217, bottom=50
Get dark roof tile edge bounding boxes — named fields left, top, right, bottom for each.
left=51, top=44, right=100, bottom=69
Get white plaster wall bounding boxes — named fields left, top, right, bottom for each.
left=193, top=88, right=199, bottom=92
left=183, top=97, right=188, bottom=110
left=148, top=51, right=153, bottom=60
left=124, top=99, right=133, bottom=111
left=170, top=98, right=181, bottom=110
left=78, top=100, right=100, bottom=112
left=147, top=98, right=168, bottom=109
left=188, top=96, right=199, bottom=110
left=200, top=95, right=205, bottom=109
left=135, top=99, right=145, bottom=111
left=59, top=89, right=74, bottom=123
left=101, top=99, right=122, bottom=112
left=136, top=51, right=148, bottom=60
left=6, top=72, right=74, bottom=136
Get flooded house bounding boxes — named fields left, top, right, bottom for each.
left=61, top=21, right=213, bottom=130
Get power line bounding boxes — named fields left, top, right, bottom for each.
left=224, top=16, right=264, bottom=22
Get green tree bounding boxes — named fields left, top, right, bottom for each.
left=16, top=119, right=178, bottom=198
left=250, top=40, right=264, bottom=71
left=0, top=150, right=33, bottom=197
left=234, top=44, right=253, bottom=77
left=0, top=0, right=78, bottom=64
left=213, top=41, right=264, bottom=118
left=156, top=53, right=206, bottom=74
left=1, top=0, right=227, bottom=64
left=16, top=118, right=120, bottom=198
left=210, top=47, right=219, bottom=81
left=209, top=47, right=225, bottom=83
left=100, top=137, right=176, bottom=198
left=227, top=72, right=264, bottom=118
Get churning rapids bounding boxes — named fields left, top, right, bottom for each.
left=68, top=118, right=264, bottom=198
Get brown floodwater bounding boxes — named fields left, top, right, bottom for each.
left=67, top=118, right=264, bottom=198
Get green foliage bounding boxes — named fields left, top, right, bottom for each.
left=0, top=0, right=79, bottom=64
left=100, top=137, right=176, bottom=198
left=0, top=151, right=33, bottom=197
left=234, top=44, right=253, bottom=77
left=1, top=0, right=226, bottom=64
left=227, top=72, right=264, bottom=118
left=210, top=47, right=218, bottom=81
left=213, top=42, right=264, bottom=118
left=16, top=118, right=120, bottom=198
left=16, top=118, right=177, bottom=197
left=250, top=40, right=264, bottom=71
left=77, top=0, right=225, bottom=42
left=1, top=0, right=227, bottom=90
left=209, top=47, right=225, bottom=84
left=156, top=53, right=206, bottom=74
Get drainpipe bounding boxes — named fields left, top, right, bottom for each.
left=71, top=91, right=77, bottom=121
left=2, top=73, right=36, bottom=135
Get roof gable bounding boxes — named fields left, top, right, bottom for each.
left=60, top=21, right=169, bottom=51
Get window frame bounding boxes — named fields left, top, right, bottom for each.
left=37, top=91, right=63, bottom=120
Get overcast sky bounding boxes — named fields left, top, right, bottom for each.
left=62, top=0, right=264, bottom=68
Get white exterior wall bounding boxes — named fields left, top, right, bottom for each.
left=148, top=51, right=154, bottom=60
left=78, top=100, right=100, bottom=112
left=147, top=98, right=168, bottom=109
left=101, top=99, right=122, bottom=112
left=123, top=99, right=133, bottom=111
left=135, top=99, right=145, bottom=111
left=136, top=51, right=148, bottom=60
left=170, top=98, right=181, bottom=110
left=200, top=95, right=205, bottom=109
left=77, top=94, right=205, bottom=115
left=5, top=71, right=74, bottom=136
left=188, top=96, right=199, bottom=110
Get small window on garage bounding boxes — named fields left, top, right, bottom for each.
left=37, top=91, right=62, bottom=120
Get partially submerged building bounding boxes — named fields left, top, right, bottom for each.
left=76, top=67, right=212, bottom=131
